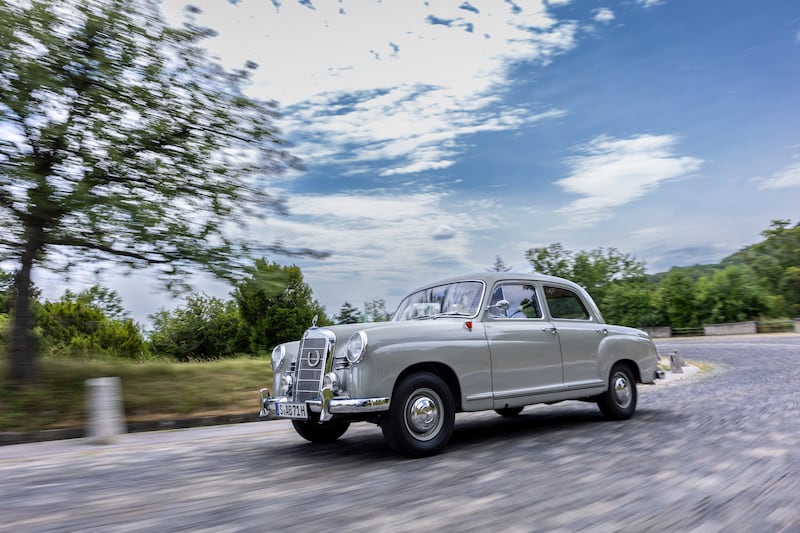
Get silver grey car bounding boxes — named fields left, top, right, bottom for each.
left=260, top=272, right=661, bottom=457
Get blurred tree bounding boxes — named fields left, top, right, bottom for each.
left=741, top=219, right=800, bottom=314
left=0, top=270, right=13, bottom=315
left=526, top=244, right=646, bottom=302
left=488, top=256, right=512, bottom=272
left=1, top=0, right=320, bottom=382
left=39, top=288, right=147, bottom=359
left=149, top=293, right=247, bottom=361
left=656, top=269, right=698, bottom=328
left=233, top=260, right=328, bottom=351
left=363, top=298, right=392, bottom=322
left=601, top=282, right=664, bottom=328
left=335, top=302, right=362, bottom=324
left=695, top=265, right=768, bottom=324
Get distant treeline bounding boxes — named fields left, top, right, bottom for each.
left=1, top=220, right=797, bottom=361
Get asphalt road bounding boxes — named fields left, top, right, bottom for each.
left=2, top=334, right=799, bottom=532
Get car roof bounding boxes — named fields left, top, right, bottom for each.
left=405, top=272, right=585, bottom=293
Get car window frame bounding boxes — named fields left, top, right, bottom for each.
left=487, top=281, right=545, bottom=321
left=541, top=284, right=594, bottom=322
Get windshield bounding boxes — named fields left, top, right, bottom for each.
left=393, top=281, right=484, bottom=321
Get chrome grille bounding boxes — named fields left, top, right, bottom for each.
left=293, top=336, right=329, bottom=402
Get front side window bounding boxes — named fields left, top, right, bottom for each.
left=489, top=284, right=542, bottom=319
left=393, top=281, right=484, bottom=321
left=544, top=286, right=590, bottom=320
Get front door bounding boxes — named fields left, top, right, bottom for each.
left=485, top=282, right=565, bottom=407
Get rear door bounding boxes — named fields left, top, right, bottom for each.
left=542, top=284, right=605, bottom=390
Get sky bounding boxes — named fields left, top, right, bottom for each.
left=43, top=0, right=800, bottom=324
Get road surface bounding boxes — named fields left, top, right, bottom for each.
left=2, top=334, right=799, bottom=531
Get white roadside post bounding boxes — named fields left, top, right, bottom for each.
left=86, top=377, right=126, bottom=444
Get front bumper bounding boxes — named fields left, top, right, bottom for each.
left=259, top=388, right=390, bottom=421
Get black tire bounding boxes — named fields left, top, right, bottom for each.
left=292, top=418, right=350, bottom=443
left=495, top=406, right=524, bottom=417
left=597, top=363, right=637, bottom=420
left=381, top=372, right=455, bottom=458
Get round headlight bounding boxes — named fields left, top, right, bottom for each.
left=346, top=331, right=368, bottom=365
left=271, top=344, right=286, bottom=371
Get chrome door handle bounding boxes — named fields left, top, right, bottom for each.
left=596, top=328, right=608, bottom=336
left=542, top=327, right=557, bottom=335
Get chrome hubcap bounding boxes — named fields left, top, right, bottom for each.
left=612, top=373, right=631, bottom=408
left=405, top=388, right=442, bottom=441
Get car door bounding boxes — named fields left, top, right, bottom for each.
left=542, top=284, right=605, bottom=390
left=485, top=282, right=565, bottom=407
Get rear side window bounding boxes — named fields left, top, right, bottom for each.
left=544, top=286, right=590, bottom=320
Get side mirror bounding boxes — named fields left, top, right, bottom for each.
left=488, top=300, right=510, bottom=313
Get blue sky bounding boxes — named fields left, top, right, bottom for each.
left=106, top=0, right=800, bottom=321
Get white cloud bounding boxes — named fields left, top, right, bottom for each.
left=636, top=0, right=664, bottom=8
left=555, top=134, right=703, bottom=224
left=242, top=189, right=506, bottom=309
left=161, top=0, right=577, bottom=176
left=758, top=162, right=800, bottom=189
left=593, top=8, right=615, bottom=23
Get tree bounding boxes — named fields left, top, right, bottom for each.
left=233, top=260, right=329, bottom=351
left=335, top=302, right=362, bottom=324
left=602, top=282, right=664, bottom=328
left=363, top=298, right=392, bottom=322
left=38, top=288, right=147, bottom=359
left=1, top=0, right=316, bottom=382
left=741, top=219, right=800, bottom=311
left=149, top=293, right=247, bottom=361
left=488, top=256, right=512, bottom=272
left=656, top=269, right=698, bottom=328
left=526, top=244, right=646, bottom=302
left=695, top=265, right=768, bottom=324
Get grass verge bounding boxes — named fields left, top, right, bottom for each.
left=0, top=357, right=273, bottom=433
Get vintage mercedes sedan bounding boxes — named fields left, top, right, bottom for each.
left=260, top=273, right=661, bottom=457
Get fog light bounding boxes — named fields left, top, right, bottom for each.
left=322, top=372, right=339, bottom=393
left=280, top=375, right=293, bottom=395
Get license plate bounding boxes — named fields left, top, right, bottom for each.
left=276, top=402, right=308, bottom=420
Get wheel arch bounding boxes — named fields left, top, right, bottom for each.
left=608, top=358, right=642, bottom=383
left=394, top=362, right=464, bottom=411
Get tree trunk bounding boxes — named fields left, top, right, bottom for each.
left=9, top=245, right=39, bottom=384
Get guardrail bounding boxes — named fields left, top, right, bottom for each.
left=643, top=319, right=800, bottom=338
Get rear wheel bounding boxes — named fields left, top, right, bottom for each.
left=292, top=417, right=350, bottom=443
left=381, top=372, right=455, bottom=458
left=597, top=363, right=637, bottom=420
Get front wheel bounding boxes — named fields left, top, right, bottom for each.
left=381, top=372, right=455, bottom=458
left=292, top=418, right=350, bottom=443
left=597, top=363, right=637, bottom=420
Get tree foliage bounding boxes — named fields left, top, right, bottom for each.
left=741, top=219, right=800, bottom=316
left=364, top=298, right=392, bottom=322
left=488, top=256, right=512, bottom=272
left=233, top=259, right=329, bottom=351
left=656, top=269, right=697, bottom=328
left=38, top=286, right=147, bottom=359
left=1, top=0, right=313, bottom=381
left=148, top=293, right=247, bottom=362
left=526, top=244, right=646, bottom=302
left=334, top=301, right=362, bottom=324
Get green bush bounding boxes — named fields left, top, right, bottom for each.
left=37, top=297, right=148, bottom=360
left=148, top=293, right=249, bottom=361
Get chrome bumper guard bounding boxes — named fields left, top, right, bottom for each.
left=260, top=387, right=390, bottom=421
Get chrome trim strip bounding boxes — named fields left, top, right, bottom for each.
left=466, top=392, right=493, bottom=401
left=494, top=384, right=566, bottom=400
